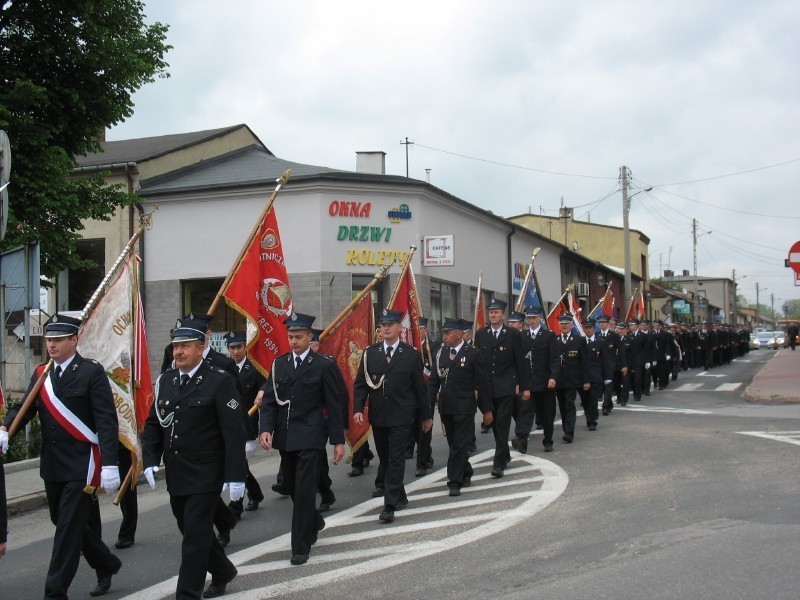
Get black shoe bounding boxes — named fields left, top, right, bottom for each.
left=467, top=444, right=478, bottom=454
left=602, top=409, right=610, bottom=416
left=511, top=438, right=521, bottom=452
left=543, top=442, right=553, bottom=452
left=644, top=391, right=651, bottom=396
left=319, top=496, right=335, bottom=512
left=271, top=483, right=289, bottom=496
left=348, top=466, right=364, bottom=477
left=90, top=559, right=121, bottom=597
left=290, top=553, right=309, bottom=565
left=203, top=581, right=231, bottom=598
left=379, top=507, right=395, bottom=523
left=415, top=467, right=427, bottom=477
left=245, top=495, right=264, bottom=511
left=621, top=401, right=628, bottom=406
left=312, top=518, right=326, bottom=544
left=517, top=441, right=528, bottom=454
left=562, top=434, right=573, bottom=443
left=535, top=424, right=543, bottom=430
left=449, top=486, right=462, bottom=497
left=588, top=424, right=597, bottom=431
left=490, top=467, right=504, bottom=478
left=425, top=458, right=434, bottom=469
left=114, top=539, right=134, bottom=549
left=463, top=476, right=472, bottom=487
left=371, top=487, right=385, bottom=498
left=397, top=496, right=409, bottom=510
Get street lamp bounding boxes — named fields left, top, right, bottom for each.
left=732, top=273, right=746, bottom=325
left=621, top=165, right=652, bottom=310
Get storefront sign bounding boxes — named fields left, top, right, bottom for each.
left=337, top=225, right=392, bottom=242
left=388, top=204, right=412, bottom=222
left=423, top=235, right=454, bottom=266
left=512, top=262, right=527, bottom=291
left=345, top=249, right=408, bottom=266
left=329, top=200, right=371, bottom=217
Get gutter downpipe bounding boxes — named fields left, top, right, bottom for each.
left=507, top=225, right=516, bottom=303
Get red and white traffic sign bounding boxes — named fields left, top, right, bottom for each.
left=789, top=241, right=800, bottom=275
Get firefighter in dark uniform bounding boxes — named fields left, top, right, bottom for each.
left=259, top=313, right=345, bottom=565
left=597, top=314, right=625, bottom=414
left=225, top=331, right=266, bottom=513
left=141, top=317, right=247, bottom=599
left=578, top=319, right=613, bottom=431
left=410, top=317, right=439, bottom=476
left=517, top=306, right=560, bottom=452
left=353, top=309, right=432, bottom=523
left=628, top=319, right=649, bottom=401
left=554, top=313, right=590, bottom=442
left=428, top=317, right=492, bottom=495
left=697, top=322, right=712, bottom=370
left=651, top=320, right=674, bottom=389
left=2, top=314, right=121, bottom=598
left=614, top=321, right=632, bottom=406
left=639, top=320, right=654, bottom=396
left=474, top=299, right=530, bottom=477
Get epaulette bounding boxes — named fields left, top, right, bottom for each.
left=317, top=353, right=335, bottom=361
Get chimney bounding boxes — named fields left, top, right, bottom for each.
left=355, top=151, right=386, bottom=175
left=682, top=269, right=690, bottom=276
left=664, top=269, right=674, bottom=278
left=559, top=207, right=573, bottom=220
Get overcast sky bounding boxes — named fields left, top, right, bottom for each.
left=110, top=0, right=800, bottom=314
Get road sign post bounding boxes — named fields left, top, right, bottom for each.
left=789, top=241, right=800, bottom=275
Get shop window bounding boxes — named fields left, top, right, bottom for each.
left=429, top=280, right=457, bottom=341
left=180, top=278, right=244, bottom=353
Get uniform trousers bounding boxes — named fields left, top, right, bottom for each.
left=43, top=480, right=121, bottom=600
left=556, top=388, right=578, bottom=437
left=513, top=394, right=532, bottom=443
left=317, top=449, right=335, bottom=505
left=372, top=424, right=410, bottom=509
left=281, top=448, right=325, bottom=556
left=117, top=446, right=138, bottom=543
left=170, top=491, right=236, bottom=599
left=630, top=366, right=644, bottom=400
left=530, top=389, right=556, bottom=446
left=656, top=360, right=671, bottom=388
left=351, top=441, right=374, bottom=468
left=491, top=395, right=515, bottom=470
left=411, top=400, right=435, bottom=469
left=228, top=461, right=263, bottom=518
left=578, top=382, right=602, bottom=426
left=440, top=413, right=474, bottom=488
left=603, top=379, right=616, bottom=411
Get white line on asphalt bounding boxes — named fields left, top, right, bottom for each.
left=715, top=383, right=742, bottom=391
left=737, top=431, right=800, bottom=446
left=616, top=405, right=713, bottom=414
left=696, top=372, right=726, bottom=378
left=674, top=383, right=705, bottom=391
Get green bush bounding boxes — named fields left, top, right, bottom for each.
left=1, top=402, right=42, bottom=463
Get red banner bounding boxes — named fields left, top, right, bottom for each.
left=625, top=287, right=645, bottom=322
left=389, top=265, right=422, bottom=350
left=475, top=295, right=486, bottom=329
left=319, top=294, right=374, bottom=451
left=223, top=207, right=292, bottom=376
left=134, top=286, right=154, bottom=431
left=547, top=293, right=568, bottom=333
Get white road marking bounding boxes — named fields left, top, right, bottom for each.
left=119, top=450, right=568, bottom=600
left=674, top=383, right=704, bottom=391
left=696, top=372, right=726, bottom=378
left=737, top=431, right=800, bottom=446
left=715, top=383, right=742, bottom=392
left=616, top=405, right=712, bottom=415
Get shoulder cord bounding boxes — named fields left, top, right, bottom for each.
left=154, top=375, right=175, bottom=442
left=270, top=357, right=292, bottom=428
left=363, top=347, right=385, bottom=390
left=436, top=345, right=450, bottom=386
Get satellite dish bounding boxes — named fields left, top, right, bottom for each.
left=0, top=129, right=10, bottom=242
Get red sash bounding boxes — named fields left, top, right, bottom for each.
left=37, top=364, right=102, bottom=492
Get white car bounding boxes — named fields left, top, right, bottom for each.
left=752, top=331, right=780, bottom=350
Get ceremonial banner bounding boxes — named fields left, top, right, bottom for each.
left=567, top=289, right=585, bottom=336
left=319, top=294, right=374, bottom=452
left=78, top=255, right=153, bottom=478
left=389, top=263, right=422, bottom=350
left=589, top=285, right=614, bottom=321
left=546, top=291, right=569, bottom=333
left=521, top=266, right=546, bottom=318
left=223, top=207, right=292, bottom=376
left=625, top=287, right=645, bottom=322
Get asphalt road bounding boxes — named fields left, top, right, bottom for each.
left=4, top=349, right=800, bottom=599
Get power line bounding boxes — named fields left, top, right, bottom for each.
left=414, top=142, right=617, bottom=180
left=647, top=157, right=800, bottom=186
left=695, top=220, right=788, bottom=252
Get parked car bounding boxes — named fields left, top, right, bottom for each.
left=752, top=331, right=780, bottom=349
left=749, top=334, right=759, bottom=350
left=775, top=331, right=786, bottom=347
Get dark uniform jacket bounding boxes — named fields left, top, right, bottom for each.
left=584, top=335, right=613, bottom=383
left=651, top=329, right=673, bottom=361
left=238, top=358, right=266, bottom=439
left=474, top=325, right=530, bottom=398
left=353, top=341, right=430, bottom=427
left=629, top=330, right=650, bottom=367
left=599, top=329, right=627, bottom=370
left=5, top=354, right=119, bottom=482
left=260, top=351, right=346, bottom=451
left=521, top=327, right=561, bottom=391
left=554, top=334, right=590, bottom=389
left=427, top=344, right=491, bottom=415
left=142, top=361, right=247, bottom=496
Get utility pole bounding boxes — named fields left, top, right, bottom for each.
left=732, top=269, right=737, bottom=325
left=621, top=165, right=632, bottom=311
left=756, top=282, right=760, bottom=326
left=771, top=293, right=775, bottom=322
left=692, top=218, right=699, bottom=321
left=400, top=137, right=414, bottom=177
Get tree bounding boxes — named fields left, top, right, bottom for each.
left=0, top=0, right=170, bottom=278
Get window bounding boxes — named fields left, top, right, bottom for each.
left=67, top=239, right=105, bottom=310
left=429, top=280, right=457, bottom=341
left=353, top=274, right=383, bottom=329
left=181, top=278, right=244, bottom=354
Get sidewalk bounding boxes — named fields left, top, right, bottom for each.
left=743, top=347, right=800, bottom=404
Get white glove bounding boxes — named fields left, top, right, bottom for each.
left=604, top=380, right=612, bottom=385
left=144, top=466, right=159, bottom=489
left=245, top=439, right=257, bottom=459
left=101, top=466, right=121, bottom=494
left=652, top=360, right=657, bottom=366
left=645, top=363, right=651, bottom=369
left=0, top=429, right=8, bottom=454
left=666, top=355, right=671, bottom=361
left=228, top=482, right=246, bottom=502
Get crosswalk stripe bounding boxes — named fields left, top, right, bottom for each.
left=715, top=383, right=742, bottom=391
left=674, top=383, right=704, bottom=391
left=737, top=431, right=800, bottom=447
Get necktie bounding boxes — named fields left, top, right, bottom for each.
left=55, top=365, right=62, bottom=378
left=562, top=335, right=568, bottom=343
left=386, top=346, right=393, bottom=363
left=494, top=330, right=499, bottom=340
left=295, top=356, right=302, bottom=370
left=180, top=373, right=190, bottom=389
left=449, top=347, right=457, bottom=360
